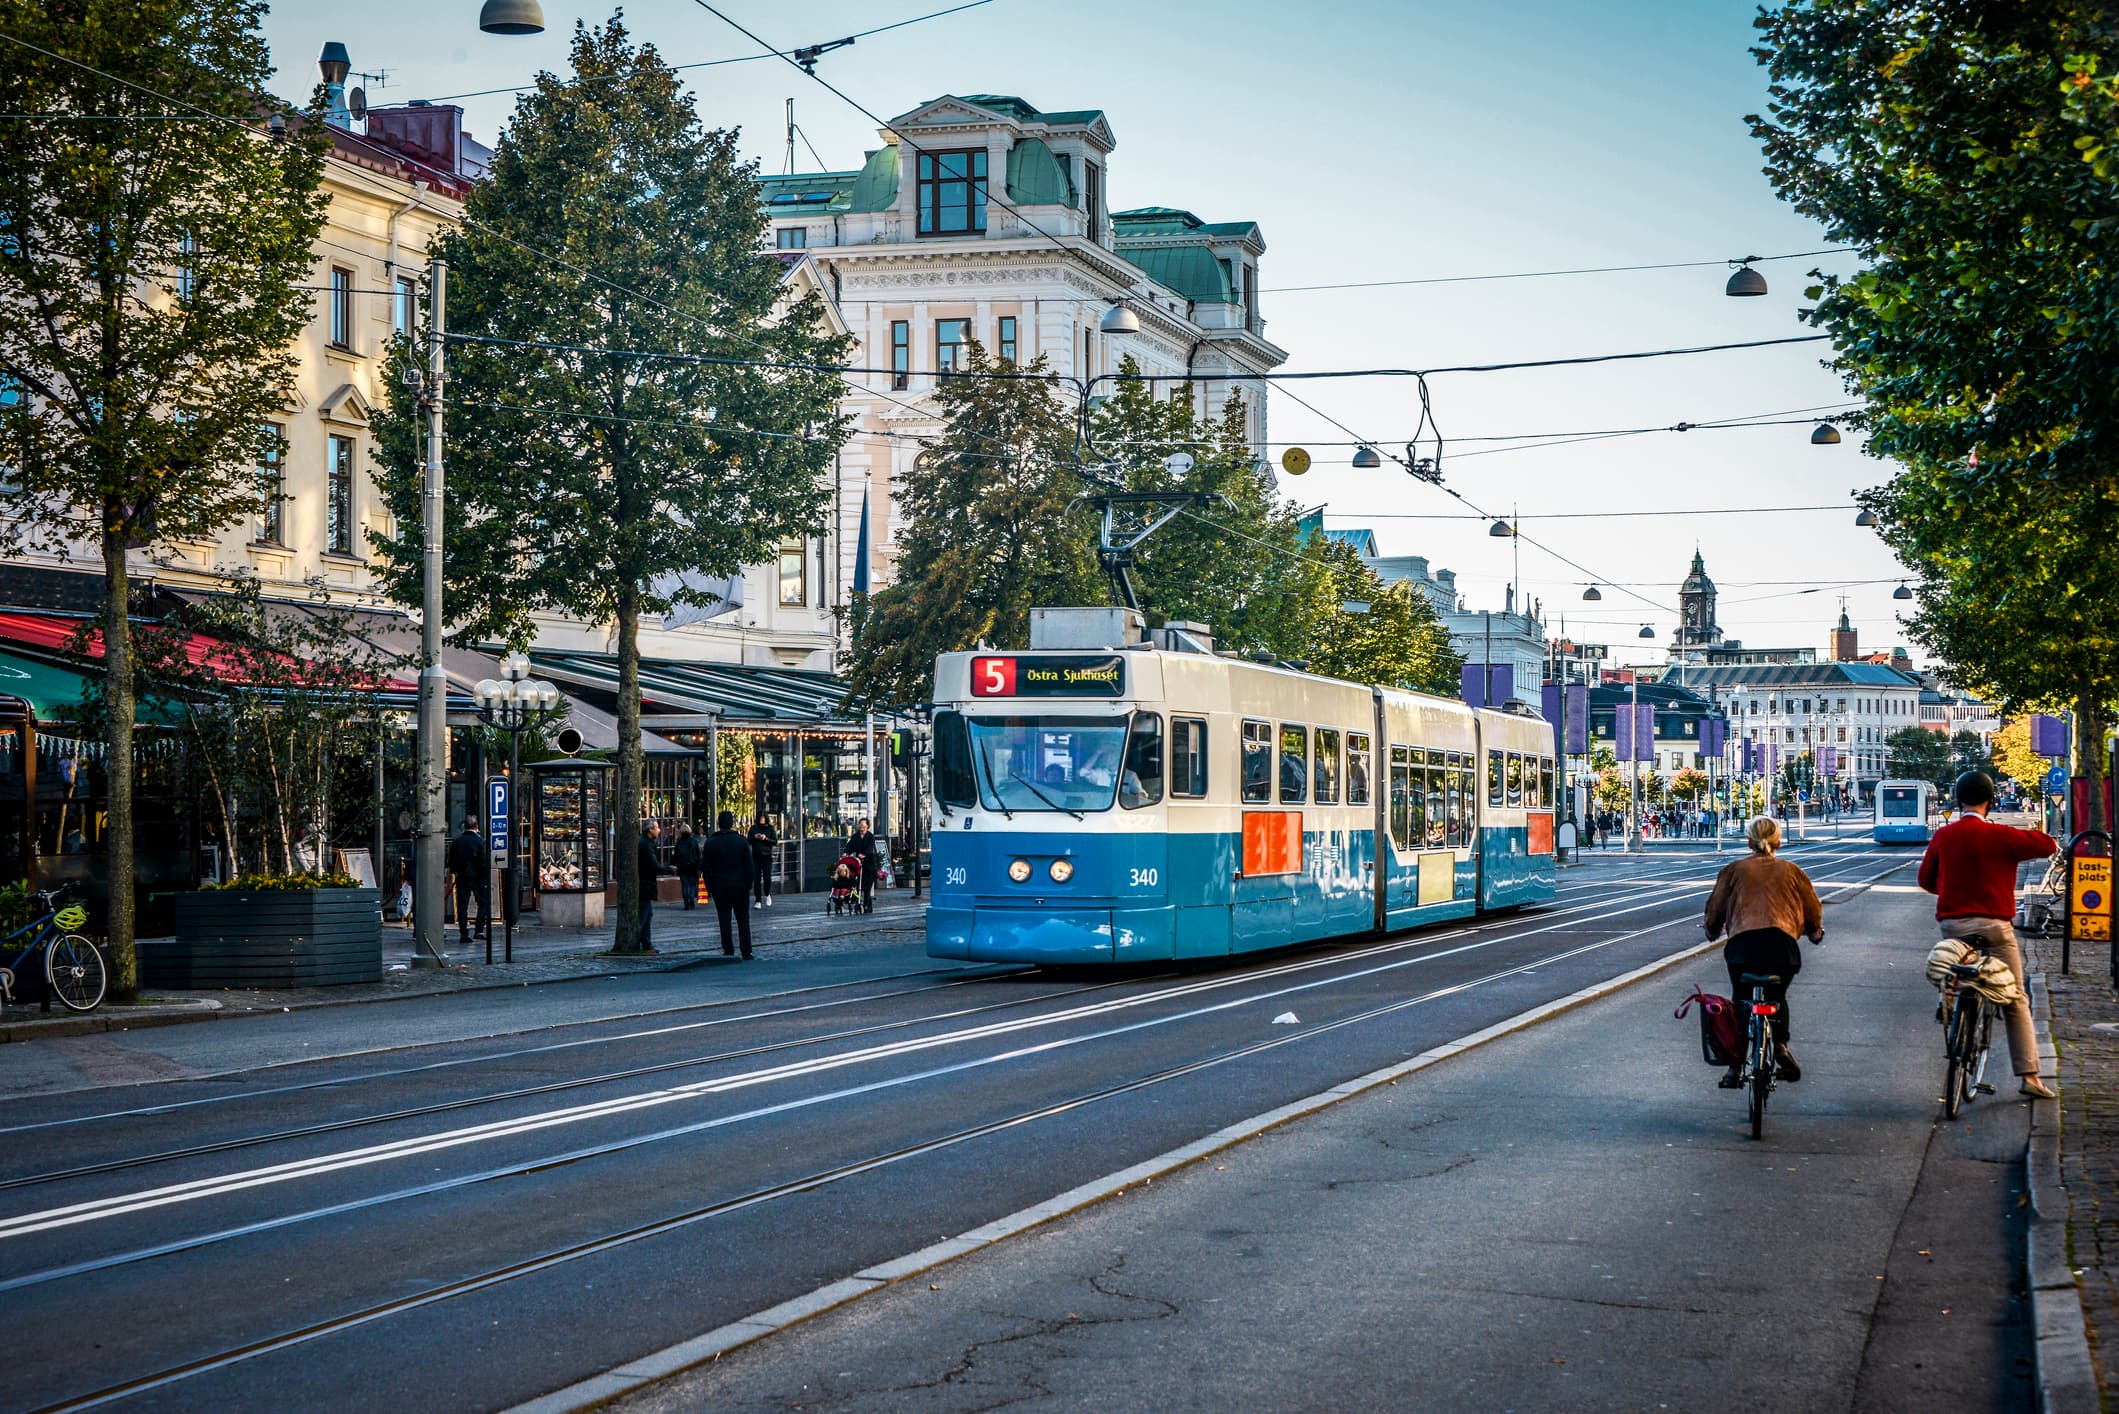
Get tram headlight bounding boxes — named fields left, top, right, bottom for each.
left=1007, top=858, right=1033, bottom=882
left=1048, top=858, right=1074, bottom=883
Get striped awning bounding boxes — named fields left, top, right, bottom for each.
left=529, top=650, right=857, bottom=730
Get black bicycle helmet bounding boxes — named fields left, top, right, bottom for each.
left=1954, top=770, right=1995, bottom=809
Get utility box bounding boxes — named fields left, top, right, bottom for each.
left=1029, top=606, right=1144, bottom=650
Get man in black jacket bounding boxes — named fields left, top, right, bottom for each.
left=701, top=811, right=755, bottom=959
left=635, top=821, right=668, bottom=953
left=846, top=817, right=880, bottom=915
left=672, top=821, right=702, bottom=910
left=448, top=823, right=491, bottom=950
left=747, top=815, right=777, bottom=908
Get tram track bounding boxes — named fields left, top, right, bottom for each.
left=17, top=884, right=1765, bottom=1414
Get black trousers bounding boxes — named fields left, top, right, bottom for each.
left=860, top=867, right=878, bottom=912
left=715, top=893, right=752, bottom=957
left=639, top=896, right=654, bottom=952
left=454, top=881, right=490, bottom=943
left=1724, top=927, right=1801, bottom=1049
left=752, top=858, right=772, bottom=903
left=677, top=869, right=699, bottom=910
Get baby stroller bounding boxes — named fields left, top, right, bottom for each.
left=828, top=853, right=864, bottom=915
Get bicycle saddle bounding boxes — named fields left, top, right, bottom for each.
left=1738, top=972, right=1783, bottom=988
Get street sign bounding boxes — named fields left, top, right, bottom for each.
left=2072, top=855, right=2112, bottom=943
left=1280, top=447, right=1311, bottom=476
left=487, top=777, right=511, bottom=861
left=2046, top=765, right=2069, bottom=795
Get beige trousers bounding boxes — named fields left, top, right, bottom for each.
left=1938, top=917, right=2039, bottom=1077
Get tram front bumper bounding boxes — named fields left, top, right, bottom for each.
left=928, top=904, right=1175, bottom=963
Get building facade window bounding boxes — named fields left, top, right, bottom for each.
left=936, top=318, right=970, bottom=374
left=890, top=320, right=909, bottom=390
left=778, top=540, right=807, bottom=606
left=257, top=422, right=284, bottom=543
left=1244, top=264, right=1257, bottom=331
left=1084, top=160, right=1101, bottom=236
left=997, top=315, right=1017, bottom=364
left=328, top=267, right=354, bottom=349
left=916, top=149, right=987, bottom=235
left=393, top=275, right=416, bottom=338
left=177, top=229, right=197, bottom=302
left=325, top=434, right=354, bottom=556
left=776, top=227, right=806, bottom=250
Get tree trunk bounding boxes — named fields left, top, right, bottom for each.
left=612, top=583, right=643, bottom=952
left=2077, top=695, right=2108, bottom=836
left=101, top=533, right=137, bottom=997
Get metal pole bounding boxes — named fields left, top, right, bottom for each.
left=505, top=724, right=518, bottom=964
left=1627, top=673, right=1640, bottom=852
left=911, top=729, right=924, bottom=899
left=413, top=256, right=448, bottom=968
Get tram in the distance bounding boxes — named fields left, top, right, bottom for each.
left=1873, top=777, right=1935, bottom=845
left=923, top=628, right=1558, bottom=965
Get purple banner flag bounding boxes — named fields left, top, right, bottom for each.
left=2032, top=713, right=2067, bottom=757
left=1820, top=745, right=1838, bottom=774
left=1614, top=702, right=1654, bottom=763
left=1541, top=685, right=1562, bottom=758
left=1568, top=690, right=1589, bottom=754
left=1461, top=663, right=1516, bottom=709
left=1699, top=717, right=1726, bottom=757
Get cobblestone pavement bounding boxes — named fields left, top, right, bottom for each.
left=0, top=885, right=930, bottom=1038
left=2025, top=917, right=2119, bottom=1399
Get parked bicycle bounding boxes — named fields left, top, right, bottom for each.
left=1737, top=971, right=1781, bottom=1140
left=1938, top=942, right=1996, bottom=1120
left=0, top=886, right=104, bottom=1013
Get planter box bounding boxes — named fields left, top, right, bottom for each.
left=147, top=887, right=383, bottom=988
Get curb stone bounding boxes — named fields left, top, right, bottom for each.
left=501, top=930, right=1726, bottom=1414
left=2028, top=972, right=2100, bottom=1414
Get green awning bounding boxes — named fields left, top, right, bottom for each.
left=0, top=648, right=182, bottom=725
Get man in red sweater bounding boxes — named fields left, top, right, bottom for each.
left=1917, top=770, right=2057, bottom=1098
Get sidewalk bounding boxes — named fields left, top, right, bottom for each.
left=0, top=885, right=931, bottom=1044
left=2026, top=922, right=2119, bottom=1405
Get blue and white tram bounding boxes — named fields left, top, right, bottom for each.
left=1873, top=777, right=1934, bottom=844
left=923, top=644, right=1559, bottom=965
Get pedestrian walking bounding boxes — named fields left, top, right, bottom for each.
left=846, top=816, right=880, bottom=914
left=634, top=821, right=668, bottom=953
left=447, top=822, right=491, bottom=950
left=703, top=811, right=755, bottom=959
left=748, top=815, right=778, bottom=908
left=1703, top=816, right=1825, bottom=1087
left=672, top=821, right=701, bottom=910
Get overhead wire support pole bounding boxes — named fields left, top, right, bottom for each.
left=414, top=256, right=449, bottom=968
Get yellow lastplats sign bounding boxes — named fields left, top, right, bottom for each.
left=2070, top=855, right=2112, bottom=942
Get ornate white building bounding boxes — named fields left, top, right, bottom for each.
left=758, top=93, right=1288, bottom=595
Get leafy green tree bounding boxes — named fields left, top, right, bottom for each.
left=1302, top=543, right=1461, bottom=694
left=371, top=17, right=846, bottom=953
left=1670, top=767, right=1710, bottom=803
left=1884, top=727, right=1951, bottom=787
left=1947, top=728, right=1995, bottom=783
left=1752, top=2, right=2119, bottom=827
left=0, top=0, right=328, bottom=986
left=842, top=344, right=1097, bottom=706
left=1992, top=717, right=2049, bottom=798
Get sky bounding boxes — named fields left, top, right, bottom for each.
left=258, top=0, right=1905, bottom=670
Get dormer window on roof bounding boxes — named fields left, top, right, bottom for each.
left=917, top=149, right=987, bottom=236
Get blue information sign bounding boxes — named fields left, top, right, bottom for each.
left=487, top=778, right=511, bottom=857
left=2046, top=765, right=2070, bottom=795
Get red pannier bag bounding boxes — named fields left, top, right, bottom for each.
left=1675, top=984, right=1741, bottom=1067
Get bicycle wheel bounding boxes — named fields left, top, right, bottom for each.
left=1749, top=1024, right=1772, bottom=1140
left=1966, top=1005, right=1993, bottom=1101
left=45, top=934, right=106, bottom=1012
left=1942, top=995, right=1973, bottom=1119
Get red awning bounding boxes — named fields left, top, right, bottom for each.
left=0, top=612, right=416, bottom=692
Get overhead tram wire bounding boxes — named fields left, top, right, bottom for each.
left=1262, top=247, right=1854, bottom=295
left=406, top=0, right=1000, bottom=105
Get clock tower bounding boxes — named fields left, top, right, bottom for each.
left=1677, top=549, right=1722, bottom=650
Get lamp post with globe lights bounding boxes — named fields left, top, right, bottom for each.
left=472, top=654, right=563, bottom=963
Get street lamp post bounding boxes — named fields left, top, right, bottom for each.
left=471, top=654, right=562, bottom=964
left=411, top=256, right=449, bottom=968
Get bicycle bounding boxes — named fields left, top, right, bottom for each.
left=1737, top=970, right=1782, bottom=1140
left=0, top=886, right=105, bottom=1013
left=1939, top=943, right=1996, bottom=1120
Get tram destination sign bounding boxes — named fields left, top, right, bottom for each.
left=970, top=655, right=1125, bottom=698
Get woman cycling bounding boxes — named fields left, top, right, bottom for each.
left=1703, top=816, right=1825, bottom=1087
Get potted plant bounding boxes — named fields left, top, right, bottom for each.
left=147, top=869, right=382, bottom=988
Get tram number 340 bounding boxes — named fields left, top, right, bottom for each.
left=944, top=867, right=967, bottom=886
left=1130, top=868, right=1158, bottom=887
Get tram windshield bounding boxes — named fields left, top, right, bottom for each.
left=966, top=715, right=1132, bottom=814
left=1879, top=785, right=1922, bottom=819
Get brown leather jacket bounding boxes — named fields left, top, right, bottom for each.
left=1704, top=851, right=1823, bottom=941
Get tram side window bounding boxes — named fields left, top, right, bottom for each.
left=1347, top=733, right=1372, bottom=805
left=1487, top=750, right=1504, bottom=807
left=1447, top=754, right=1468, bottom=847
left=1539, top=757, right=1555, bottom=811
left=1241, top=720, right=1272, bottom=803
left=1280, top=724, right=1309, bottom=803
left=1423, top=752, right=1448, bottom=847
left=1314, top=728, right=1341, bottom=804
left=1389, top=745, right=1412, bottom=850
left=1171, top=717, right=1208, bottom=798
left=933, top=710, right=976, bottom=808
left=1506, top=752, right=1523, bottom=808
left=1408, top=748, right=1430, bottom=847
left=1121, top=712, right=1164, bottom=809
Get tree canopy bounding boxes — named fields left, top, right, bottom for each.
left=1752, top=0, right=2119, bottom=824
left=372, top=16, right=847, bottom=950
left=0, top=0, right=328, bottom=983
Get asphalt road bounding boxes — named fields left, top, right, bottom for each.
left=0, top=833, right=2018, bottom=1412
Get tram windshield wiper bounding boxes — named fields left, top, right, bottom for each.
left=976, top=739, right=1014, bottom=819
left=1008, top=767, right=1085, bottom=820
